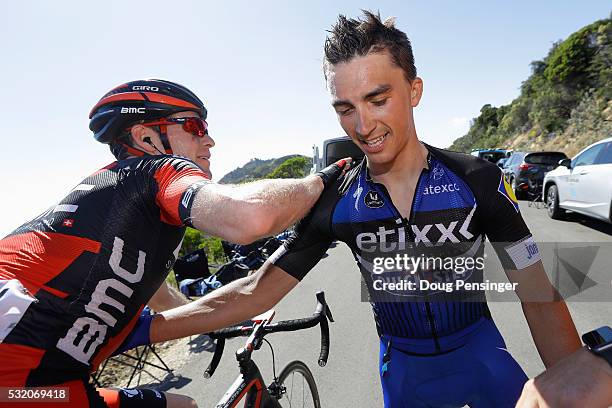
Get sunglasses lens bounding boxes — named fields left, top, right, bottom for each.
left=183, top=118, right=207, bottom=137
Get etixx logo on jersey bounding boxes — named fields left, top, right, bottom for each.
left=364, top=190, right=384, bottom=208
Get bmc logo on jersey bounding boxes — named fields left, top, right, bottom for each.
left=120, top=107, right=146, bottom=114
left=56, top=237, right=146, bottom=364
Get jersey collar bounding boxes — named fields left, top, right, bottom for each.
left=363, top=144, right=432, bottom=183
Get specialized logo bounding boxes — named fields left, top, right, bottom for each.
left=353, top=186, right=363, bottom=211
left=498, top=173, right=519, bottom=212
left=364, top=190, right=384, bottom=208
left=422, top=183, right=459, bottom=195
left=132, top=85, right=159, bottom=91
left=120, top=107, right=146, bottom=114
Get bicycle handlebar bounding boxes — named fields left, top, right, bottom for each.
left=203, top=291, right=333, bottom=378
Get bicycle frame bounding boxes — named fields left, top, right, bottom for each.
left=206, top=292, right=333, bottom=408
left=215, top=357, right=281, bottom=408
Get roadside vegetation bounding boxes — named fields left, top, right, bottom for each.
left=450, top=16, right=611, bottom=157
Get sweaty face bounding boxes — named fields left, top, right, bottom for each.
left=328, top=51, right=422, bottom=170
left=166, top=111, right=215, bottom=178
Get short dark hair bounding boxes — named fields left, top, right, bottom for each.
left=323, top=10, right=417, bottom=82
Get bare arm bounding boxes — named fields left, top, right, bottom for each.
left=150, top=261, right=298, bottom=343
left=506, top=261, right=581, bottom=368
left=189, top=176, right=324, bottom=245
left=148, top=282, right=190, bottom=312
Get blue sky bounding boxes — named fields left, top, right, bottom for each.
left=0, top=1, right=610, bottom=235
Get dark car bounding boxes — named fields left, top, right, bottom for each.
left=503, top=151, right=567, bottom=199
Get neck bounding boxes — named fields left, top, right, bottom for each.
left=368, top=137, right=428, bottom=184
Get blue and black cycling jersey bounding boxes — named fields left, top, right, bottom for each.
left=271, top=144, right=539, bottom=352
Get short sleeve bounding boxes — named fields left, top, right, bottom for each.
left=270, top=184, right=339, bottom=281
left=475, top=166, right=541, bottom=270
left=152, top=157, right=210, bottom=226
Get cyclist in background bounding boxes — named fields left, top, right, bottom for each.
left=147, top=12, right=581, bottom=408
left=0, top=79, right=347, bottom=407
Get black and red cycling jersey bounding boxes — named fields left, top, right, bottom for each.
left=0, top=155, right=208, bottom=388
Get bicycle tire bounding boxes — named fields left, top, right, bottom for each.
left=275, top=360, right=321, bottom=408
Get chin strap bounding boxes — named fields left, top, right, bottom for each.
left=156, top=124, right=174, bottom=154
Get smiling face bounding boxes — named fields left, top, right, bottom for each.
left=328, top=51, right=423, bottom=171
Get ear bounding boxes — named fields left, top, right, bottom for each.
left=130, top=124, right=158, bottom=153
left=410, top=77, right=424, bottom=108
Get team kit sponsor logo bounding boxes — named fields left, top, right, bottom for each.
left=364, top=190, right=384, bottom=208
left=56, top=237, right=147, bottom=364
left=355, top=205, right=476, bottom=251
left=132, top=85, right=159, bottom=91
left=422, top=183, right=460, bottom=195
left=120, top=107, right=145, bottom=114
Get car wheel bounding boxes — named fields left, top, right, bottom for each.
left=511, top=177, right=524, bottom=200
left=546, top=185, right=565, bottom=220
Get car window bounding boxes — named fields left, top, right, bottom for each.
left=573, top=144, right=605, bottom=167
left=324, top=139, right=364, bottom=167
left=595, top=142, right=612, bottom=165
left=509, top=153, right=525, bottom=166
left=525, top=153, right=567, bottom=165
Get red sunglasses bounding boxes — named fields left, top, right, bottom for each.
left=130, top=117, right=208, bottom=137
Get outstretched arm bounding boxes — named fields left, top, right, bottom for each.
left=190, top=175, right=324, bottom=244
left=185, top=159, right=349, bottom=244
left=148, top=282, right=190, bottom=312
left=150, top=261, right=299, bottom=343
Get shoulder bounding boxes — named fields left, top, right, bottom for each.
left=118, top=155, right=208, bottom=184
left=426, top=144, right=499, bottom=180
left=128, top=155, right=202, bottom=173
left=426, top=144, right=504, bottom=197
left=312, top=158, right=363, bottom=216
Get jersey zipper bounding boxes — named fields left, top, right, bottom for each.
left=372, top=166, right=442, bottom=352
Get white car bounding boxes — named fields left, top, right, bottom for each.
left=543, top=137, right=612, bottom=222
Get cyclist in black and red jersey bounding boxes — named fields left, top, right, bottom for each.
left=0, top=79, right=347, bottom=408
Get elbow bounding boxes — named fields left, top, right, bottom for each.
left=243, top=265, right=286, bottom=315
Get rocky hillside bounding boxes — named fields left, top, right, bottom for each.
left=219, top=155, right=311, bottom=184
left=450, top=16, right=611, bottom=157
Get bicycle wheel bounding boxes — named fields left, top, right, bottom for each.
left=275, top=360, right=321, bottom=408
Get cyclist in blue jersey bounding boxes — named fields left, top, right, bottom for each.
left=143, top=12, right=581, bottom=408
